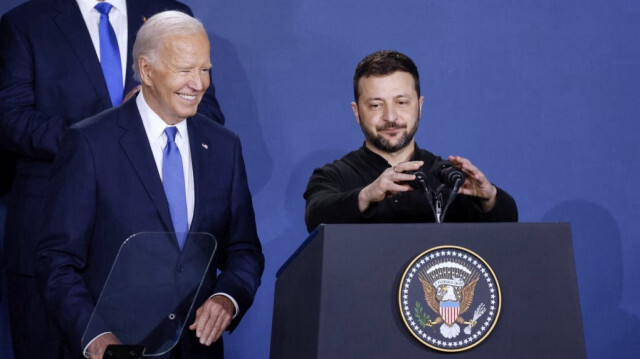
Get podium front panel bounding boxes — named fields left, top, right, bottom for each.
left=271, top=223, right=585, bottom=359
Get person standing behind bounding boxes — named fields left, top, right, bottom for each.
left=0, top=1, right=225, bottom=358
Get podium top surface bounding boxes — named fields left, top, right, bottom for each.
left=278, top=222, right=570, bottom=277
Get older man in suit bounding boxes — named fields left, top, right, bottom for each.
left=0, top=1, right=225, bottom=357
left=36, top=11, right=263, bottom=359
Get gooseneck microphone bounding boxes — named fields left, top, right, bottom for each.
left=432, top=160, right=466, bottom=222
left=411, top=171, right=427, bottom=190
left=434, top=161, right=466, bottom=189
left=408, top=170, right=439, bottom=222
left=407, top=160, right=467, bottom=223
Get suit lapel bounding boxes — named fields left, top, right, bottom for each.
left=51, top=0, right=112, bottom=109
left=187, top=118, right=211, bottom=233
left=117, top=100, right=174, bottom=232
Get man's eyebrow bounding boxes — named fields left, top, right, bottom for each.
left=364, top=94, right=411, bottom=101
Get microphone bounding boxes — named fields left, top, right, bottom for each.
left=407, top=171, right=427, bottom=191
left=406, top=170, right=439, bottom=222
left=434, top=161, right=465, bottom=189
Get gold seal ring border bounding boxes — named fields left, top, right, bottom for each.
left=397, top=245, right=502, bottom=353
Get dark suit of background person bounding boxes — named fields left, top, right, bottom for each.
left=0, top=0, right=225, bottom=358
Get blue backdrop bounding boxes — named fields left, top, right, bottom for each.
left=1, top=0, right=639, bottom=358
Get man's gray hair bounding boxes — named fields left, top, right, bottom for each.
left=132, top=11, right=206, bottom=82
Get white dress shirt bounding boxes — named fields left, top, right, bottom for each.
left=137, top=92, right=195, bottom=227
left=76, top=0, right=128, bottom=87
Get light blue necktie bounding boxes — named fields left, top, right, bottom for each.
left=163, top=127, right=188, bottom=249
left=95, top=2, right=123, bottom=106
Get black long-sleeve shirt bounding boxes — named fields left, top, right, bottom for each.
left=304, top=144, right=518, bottom=232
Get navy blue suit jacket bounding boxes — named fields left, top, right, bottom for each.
left=36, top=98, right=263, bottom=358
left=0, top=0, right=224, bottom=276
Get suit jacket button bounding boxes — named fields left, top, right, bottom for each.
left=177, top=264, right=184, bottom=272
left=168, top=313, right=176, bottom=320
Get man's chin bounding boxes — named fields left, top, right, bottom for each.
left=372, top=138, right=412, bottom=153
left=177, top=107, right=199, bottom=119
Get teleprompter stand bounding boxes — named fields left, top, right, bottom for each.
left=83, top=232, right=217, bottom=358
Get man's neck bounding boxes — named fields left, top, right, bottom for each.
left=140, top=87, right=185, bottom=125
left=364, top=140, right=415, bottom=166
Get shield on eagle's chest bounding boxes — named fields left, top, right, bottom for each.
left=440, top=300, right=459, bottom=326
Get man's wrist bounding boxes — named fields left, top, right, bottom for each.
left=211, top=293, right=239, bottom=318
left=480, top=185, right=498, bottom=212
left=357, top=187, right=371, bottom=213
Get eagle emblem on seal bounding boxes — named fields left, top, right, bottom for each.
left=418, top=261, right=484, bottom=339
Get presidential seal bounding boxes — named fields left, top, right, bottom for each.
left=398, top=246, right=501, bottom=352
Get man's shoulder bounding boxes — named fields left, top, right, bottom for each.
left=1, top=0, right=55, bottom=27
left=188, top=114, right=239, bottom=143
left=414, top=147, right=438, bottom=162
left=312, top=148, right=366, bottom=178
left=319, top=147, right=360, bottom=165
left=71, top=102, right=129, bottom=135
left=134, top=0, right=193, bottom=17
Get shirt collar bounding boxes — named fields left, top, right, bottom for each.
left=136, top=92, right=188, bottom=144
left=76, top=0, right=128, bottom=18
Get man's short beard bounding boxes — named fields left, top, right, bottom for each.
left=362, top=118, right=419, bottom=153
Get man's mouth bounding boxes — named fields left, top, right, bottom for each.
left=378, top=122, right=406, bottom=131
left=177, top=93, right=197, bottom=101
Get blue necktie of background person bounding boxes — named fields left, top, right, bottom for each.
left=163, top=127, right=188, bottom=249
left=95, top=2, right=123, bottom=106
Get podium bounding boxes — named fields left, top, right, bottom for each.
left=270, top=223, right=585, bottom=358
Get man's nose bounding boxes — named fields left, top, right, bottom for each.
left=382, top=104, right=398, bottom=122
left=188, top=71, right=208, bottom=91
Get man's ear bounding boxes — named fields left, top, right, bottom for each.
left=418, top=95, right=425, bottom=118
left=351, top=102, right=360, bottom=125
left=138, top=56, right=153, bottom=86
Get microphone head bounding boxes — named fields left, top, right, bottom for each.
left=434, top=161, right=465, bottom=188
left=406, top=170, right=427, bottom=190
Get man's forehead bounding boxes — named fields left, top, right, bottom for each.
left=161, top=33, right=211, bottom=62
left=161, top=32, right=209, bottom=50
left=359, top=71, right=414, bottom=84
left=358, top=72, right=417, bottom=98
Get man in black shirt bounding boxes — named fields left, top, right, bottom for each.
left=304, top=50, right=517, bottom=232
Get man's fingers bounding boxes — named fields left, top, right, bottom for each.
left=392, top=161, right=424, bottom=173
left=189, top=306, right=204, bottom=331
left=191, top=304, right=212, bottom=337
left=389, top=172, right=416, bottom=183
left=202, top=312, right=231, bottom=345
left=190, top=297, right=234, bottom=346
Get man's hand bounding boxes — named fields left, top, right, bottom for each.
left=86, top=332, right=122, bottom=359
left=188, top=295, right=234, bottom=346
left=448, top=155, right=497, bottom=212
left=358, top=161, right=424, bottom=212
